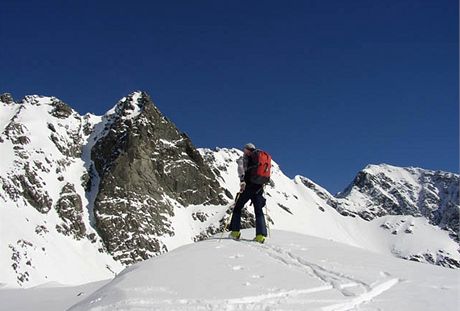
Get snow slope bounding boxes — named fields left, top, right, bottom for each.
left=0, top=280, right=110, bottom=311
left=201, top=148, right=460, bottom=268
left=69, top=229, right=460, bottom=311
left=0, top=95, right=123, bottom=287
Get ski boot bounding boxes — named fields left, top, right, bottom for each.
left=254, top=234, right=266, bottom=244
left=229, top=231, right=241, bottom=240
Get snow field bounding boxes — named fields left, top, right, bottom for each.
left=69, top=230, right=460, bottom=311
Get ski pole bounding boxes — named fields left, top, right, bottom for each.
left=265, top=205, right=271, bottom=238
left=219, top=208, right=234, bottom=241
left=219, top=192, right=240, bottom=242
left=262, top=185, right=271, bottom=238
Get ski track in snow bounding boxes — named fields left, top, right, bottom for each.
left=89, top=240, right=400, bottom=311
left=321, top=278, right=400, bottom=311
left=238, top=241, right=399, bottom=310
left=63, top=229, right=460, bottom=311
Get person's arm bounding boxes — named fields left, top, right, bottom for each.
left=236, top=156, right=247, bottom=190
left=237, top=156, right=245, bottom=181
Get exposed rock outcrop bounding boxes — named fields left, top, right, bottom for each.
left=91, top=92, right=228, bottom=264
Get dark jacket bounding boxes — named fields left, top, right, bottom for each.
left=237, top=151, right=260, bottom=186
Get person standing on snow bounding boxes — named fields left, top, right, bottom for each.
left=228, top=143, right=271, bottom=243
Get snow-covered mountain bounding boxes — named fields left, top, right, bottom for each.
left=336, top=164, right=459, bottom=240
left=1, top=91, right=459, bottom=289
left=0, top=92, right=229, bottom=287
left=0, top=93, right=122, bottom=287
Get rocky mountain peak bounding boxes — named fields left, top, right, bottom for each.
left=107, top=91, right=146, bottom=120
left=21, top=94, right=55, bottom=106
left=4, top=94, right=77, bottom=121
left=91, top=91, right=229, bottom=264
left=0, top=92, right=14, bottom=104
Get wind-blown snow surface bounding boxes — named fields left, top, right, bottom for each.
left=69, top=230, right=460, bottom=311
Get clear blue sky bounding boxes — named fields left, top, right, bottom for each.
left=1, top=0, right=458, bottom=193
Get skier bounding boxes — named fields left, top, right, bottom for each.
left=229, top=143, right=271, bottom=243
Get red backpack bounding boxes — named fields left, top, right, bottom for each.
left=250, top=150, right=272, bottom=184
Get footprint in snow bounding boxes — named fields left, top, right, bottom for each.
left=232, top=266, right=244, bottom=271
left=229, top=254, right=244, bottom=259
left=379, top=271, right=391, bottom=277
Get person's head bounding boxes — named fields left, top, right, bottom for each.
left=243, top=143, right=256, bottom=155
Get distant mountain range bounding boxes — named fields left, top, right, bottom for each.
left=1, top=91, right=458, bottom=288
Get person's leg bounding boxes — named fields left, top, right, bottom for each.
left=229, top=190, right=251, bottom=232
left=252, top=191, right=267, bottom=237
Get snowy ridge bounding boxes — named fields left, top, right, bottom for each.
left=0, top=97, right=20, bottom=132
left=68, top=230, right=460, bottom=311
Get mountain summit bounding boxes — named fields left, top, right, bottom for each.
left=90, top=92, right=228, bottom=264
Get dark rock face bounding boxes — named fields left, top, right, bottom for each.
left=55, top=183, right=86, bottom=239
left=401, top=252, right=460, bottom=269
left=420, top=172, right=459, bottom=239
left=0, top=92, right=14, bottom=104
left=50, top=99, right=73, bottom=119
left=91, top=92, right=227, bottom=264
left=299, top=176, right=341, bottom=214
left=3, top=119, right=29, bottom=146
left=18, top=163, right=53, bottom=213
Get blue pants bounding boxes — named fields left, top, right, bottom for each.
left=229, top=185, right=267, bottom=236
